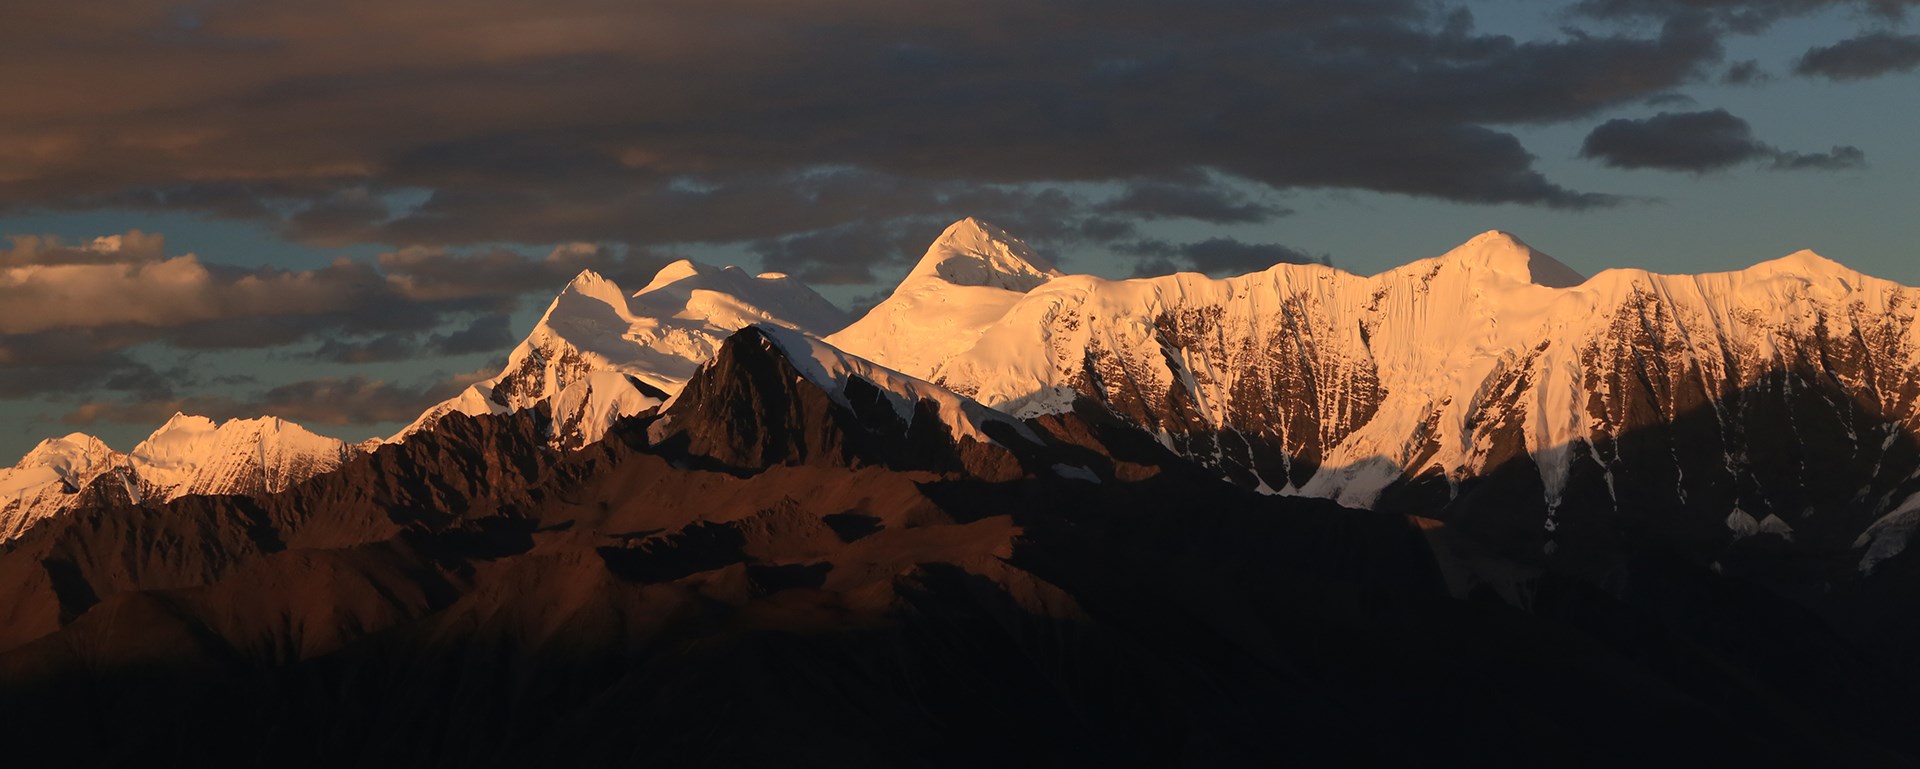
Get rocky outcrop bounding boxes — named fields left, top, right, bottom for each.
left=3, top=328, right=1915, bottom=766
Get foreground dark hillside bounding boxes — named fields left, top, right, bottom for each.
left=0, top=331, right=1915, bottom=767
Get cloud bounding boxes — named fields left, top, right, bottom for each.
left=0, top=230, right=167, bottom=266
left=1796, top=33, right=1920, bottom=80
left=0, top=229, right=647, bottom=400
left=428, top=314, right=515, bottom=356
left=1579, top=109, right=1866, bottom=172
left=1721, top=59, right=1770, bottom=84
left=1572, top=0, right=1917, bottom=32
left=62, top=367, right=493, bottom=428
left=309, top=314, right=515, bottom=363
left=0, top=229, right=635, bottom=341
left=377, top=241, right=670, bottom=302
left=0, top=0, right=1748, bottom=250
left=0, top=253, right=387, bottom=336
left=751, top=218, right=947, bottom=286
left=1123, top=237, right=1325, bottom=277
left=1098, top=174, right=1290, bottom=224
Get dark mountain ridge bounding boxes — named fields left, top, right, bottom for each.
left=1, top=326, right=1917, bottom=766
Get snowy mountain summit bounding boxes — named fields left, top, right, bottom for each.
left=0, top=415, right=354, bottom=541
left=826, top=217, right=1063, bottom=381
left=12, top=218, right=1920, bottom=575
left=399, top=259, right=849, bottom=449
left=1439, top=230, right=1587, bottom=288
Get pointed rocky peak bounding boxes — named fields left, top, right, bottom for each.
left=557, top=268, right=632, bottom=309
left=907, top=217, right=1062, bottom=292
left=1431, top=230, right=1585, bottom=288
left=534, top=268, right=641, bottom=342
left=148, top=412, right=218, bottom=439
left=655, top=325, right=1031, bottom=474
left=628, top=257, right=849, bottom=334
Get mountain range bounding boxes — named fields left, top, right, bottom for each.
left=3, top=218, right=1918, bottom=765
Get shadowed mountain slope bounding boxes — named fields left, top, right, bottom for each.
left=1, top=326, right=1917, bottom=767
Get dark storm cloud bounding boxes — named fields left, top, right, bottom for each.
left=0, top=0, right=1747, bottom=252
left=1580, top=110, right=1866, bottom=172
left=1099, top=174, right=1290, bottom=224
left=377, top=242, right=671, bottom=302
left=1572, top=0, right=1917, bottom=31
left=0, top=342, right=171, bottom=399
left=1124, top=237, right=1324, bottom=277
left=751, top=218, right=951, bottom=286
left=1796, top=33, right=1920, bottom=79
left=0, top=230, right=639, bottom=394
left=63, top=368, right=492, bottom=428
left=310, top=315, right=516, bottom=363
left=1643, top=92, right=1699, bottom=106
left=310, top=333, right=425, bottom=365
left=1721, top=59, right=1770, bottom=83
left=429, top=314, right=516, bottom=356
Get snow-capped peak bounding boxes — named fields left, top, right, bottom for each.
left=1747, top=249, right=1854, bottom=280
left=560, top=268, right=630, bottom=307
left=746, top=324, right=1036, bottom=446
left=635, top=259, right=703, bottom=295
left=131, top=414, right=351, bottom=499
left=16, top=433, right=115, bottom=474
left=2, top=414, right=354, bottom=542
left=1425, top=230, right=1586, bottom=288
left=823, top=218, right=1065, bottom=382
left=908, top=217, right=1062, bottom=292
left=396, top=257, right=849, bottom=448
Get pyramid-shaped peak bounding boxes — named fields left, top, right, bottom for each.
left=909, top=218, right=1062, bottom=292
left=154, top=412, right=219, bottom=434
left=1435, top=230, right=1585, bottom=288
left=559, top=268, right=631, bottom=305
left=1751, top=249, right=1853, bottom=278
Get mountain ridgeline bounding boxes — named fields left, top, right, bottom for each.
left=3, top=218, right=1920, bottom=765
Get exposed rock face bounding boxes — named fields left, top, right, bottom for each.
left=832, top=228, right=1920, bottom=573
left=652, top=326, right=1038, bottom=479
left=399, top=261, right=848, bottom=450
left=3, top=324, right=1916, bottom=766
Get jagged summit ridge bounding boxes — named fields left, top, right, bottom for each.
left=0, top=414, right=354, bottom=542
left=824, top=218, right=1063, bottom=382
left=909, top=217, right=1062, bottom=292
left=13, top=218, right=1915, bottom=574
left=399, top=257, right=849, bottom=448
left=829, top=224, right=1920, bottom=573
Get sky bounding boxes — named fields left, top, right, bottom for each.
left=2, top=0, right=1918, bottom=460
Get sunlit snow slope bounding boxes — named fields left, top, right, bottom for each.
left=833, top=224, right=1920, bottom=567
left=0, top=415, right=353, bottom=541
left=826, top=217, right=1063, bottom=379
left=400, top=260, right=849, bottom=449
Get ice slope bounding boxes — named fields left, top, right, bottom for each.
left=399, top=260, right=849, bottom=448
left=0, top=415, right=354, bottom=542
left=825, top=218, right=1062, bottom=381
left=132, top=414, right=352, bottom=499
left=753, top=324, right=1035, bottom=446
left=0, top=434, right=131, bottom=541
left=834, top=228, right=1920, bottom=544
